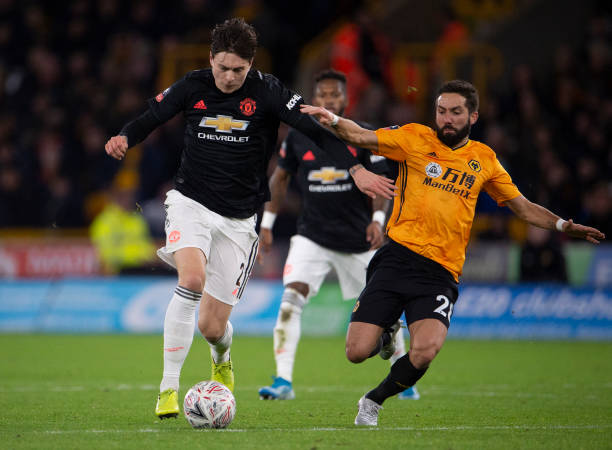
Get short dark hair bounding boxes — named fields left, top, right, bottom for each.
left=314, top=69, right=347, bottom=85
left=211, top=18, right=257, bottom=61
left=437, top=80, right=479, bottom=113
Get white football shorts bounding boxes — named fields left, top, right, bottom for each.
left=283, top=234, right=375, bottom=301
left=157, top=189, right=259, bottom=306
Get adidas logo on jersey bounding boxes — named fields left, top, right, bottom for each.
left=193, top=100, right=207, bottom=109
left=302, top=150, right=315, bottom=161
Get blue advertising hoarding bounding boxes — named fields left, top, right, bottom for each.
left=0, top=278, right=610, bottom=339
left=451, top=285, right=612, bottom=339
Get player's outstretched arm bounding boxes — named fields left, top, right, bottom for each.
left=105, top=108, right=164, bottom=161
left=291, top=111, right=395, bottom=199
left=299, top=104, right=379, bottom=152
left=257, top=166, right=291, bottom=264
left=506, top=195, right=606, bottom=244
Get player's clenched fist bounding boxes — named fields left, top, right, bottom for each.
left=105, top=135, right=128, bottom=160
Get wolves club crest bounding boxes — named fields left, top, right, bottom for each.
left=468, top=159, right=482, bottom=172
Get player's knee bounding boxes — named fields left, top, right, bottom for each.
left=345, top=342, right=369, bottom=364
left=178, top=271, right=205, bottom=293
left=197, top=318, right=224, bottom=342
left=200, top=327, right=223, bottom=343
left=410, top=340, right=442, bottom=368
left=274, top=302, right=302, bottom=329
left=286, top=282, right=309, bottom=298
left=275, top=287, right=307, bottom=326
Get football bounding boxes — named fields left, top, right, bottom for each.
left=183, top=381, right=236, bottom=429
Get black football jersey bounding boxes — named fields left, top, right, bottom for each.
left=279, top=127, right=388, bottom=253
left=145, top=69, right=357, bottom=218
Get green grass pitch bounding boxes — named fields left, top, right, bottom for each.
left=1, top=334, right=611, bottom=449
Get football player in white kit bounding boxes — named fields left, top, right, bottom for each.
left=105, top=20, right=396, bottom=419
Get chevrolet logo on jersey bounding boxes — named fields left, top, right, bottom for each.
left=199, top=115, right=249, bottom=133
left=308, top=167, right=349, bottom=184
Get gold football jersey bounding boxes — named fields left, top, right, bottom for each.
left=375, top=123, right=521, bottom=280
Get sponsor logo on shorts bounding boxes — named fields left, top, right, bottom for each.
left=283, top=264, right=292, bottom=275
left=353, top=300, right=360, bottom=312
left=169, top=230, right=181, bottom=243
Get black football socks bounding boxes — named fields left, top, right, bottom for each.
left=366, top=353, right=427, bottom=405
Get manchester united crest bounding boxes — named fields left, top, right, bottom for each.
left=239, top=98, right=256, bottom=116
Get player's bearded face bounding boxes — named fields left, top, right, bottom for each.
left=435, top=121, right=471, bottom=148
left=434, top=93, right=475, bottom=148
left=210, top=52, right=253, bottom=93
left=313, top=79, right=347, bottom=116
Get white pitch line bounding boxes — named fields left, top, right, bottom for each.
left=2, top=384, right=608, bottom=401
left=0, top=384, right=157, bottom=392
left=35, top=424, right=612, bottom=435
left=4, top=382, right=612, bottom=393
left=42, top=429, right=246, bottom=434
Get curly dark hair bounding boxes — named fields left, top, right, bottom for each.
left=211, top=18, right=258, bottom=61
left=437, top=80, right=479, bottom=113
left=314, top=69, right=347, bottom=85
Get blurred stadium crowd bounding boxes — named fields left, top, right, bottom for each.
left=474, top=27, right=612, bottom=240
left=0, top=0, right=610, bottom=244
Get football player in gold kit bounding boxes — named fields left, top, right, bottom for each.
left=301, top=80, right=605, bottom=425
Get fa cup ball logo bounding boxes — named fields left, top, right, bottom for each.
left=425, top=162, right=442, bottom=178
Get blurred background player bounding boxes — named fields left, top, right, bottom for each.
left=257, top=69, right=419, bottom=401
left=104, top=18, right=396, bottom=420
left=301, top=80, right=605, bottom=426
